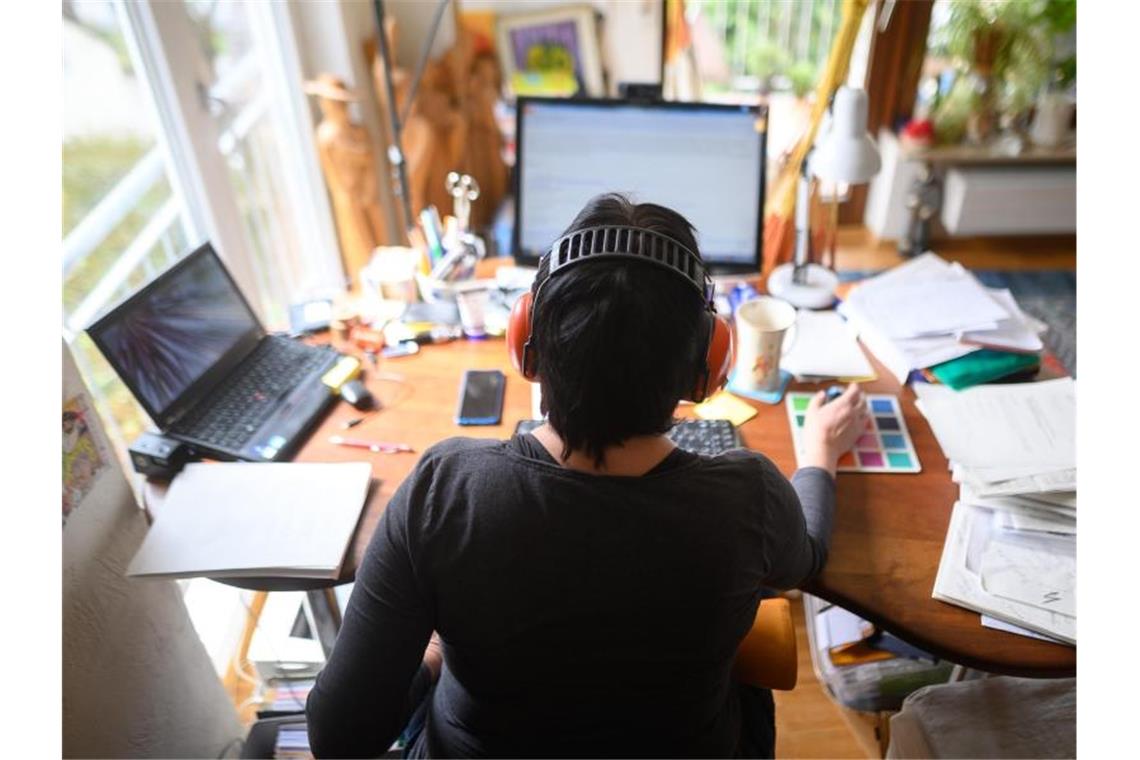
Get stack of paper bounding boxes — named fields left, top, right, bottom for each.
left=915, top=379, right=1075, bottom=496
left=128, top=462, right=372, bottom=580
left=916, top=379, right=1076, bottom=644
left=838, top=253, right=1047, bottom=382
left=781, top=309, right=876, bottom=382
left=273, top=723, right=312, bottom=760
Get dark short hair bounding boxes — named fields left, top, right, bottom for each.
left=532, top=193, right=707, bottom=466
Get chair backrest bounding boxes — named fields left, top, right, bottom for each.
left=732, top=597, right=798, bottom=691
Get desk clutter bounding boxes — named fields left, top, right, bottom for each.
left=838, top=252, right=1048, bottom=387
left=129, top=462, right=371, bottom=580
left=917, top=379, right=1076, bottom=645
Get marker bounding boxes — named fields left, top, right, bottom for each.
left=329, top=436, right=414, bottom=453
left=824, top=385, right=845, bottom=404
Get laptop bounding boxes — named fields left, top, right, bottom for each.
left=87, top=243, right=341, bottom=462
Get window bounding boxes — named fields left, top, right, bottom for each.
left=63, top=0, right=341, bottom=462
left=676, top=0, right=874, bottom=182
left=62, top=0, right=344, bottom=694
left=690, top=0, right=844, bottom=99
left=63, top=0, right=194, bottom=458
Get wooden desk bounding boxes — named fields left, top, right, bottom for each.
left=145, top=330, right=1074, bottom=676
left=294, top=334, right=1074, bottom=678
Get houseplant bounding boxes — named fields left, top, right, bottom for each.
left=930, top=0, right=1071, bottom=143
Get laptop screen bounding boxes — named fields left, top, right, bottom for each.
left=87, top=244, right=262, bottom=424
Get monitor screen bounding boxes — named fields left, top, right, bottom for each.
left=514, top=99, right=766, bottom=271
left=87, top=244, right=262, bottom=423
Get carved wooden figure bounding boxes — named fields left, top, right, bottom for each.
left=305, top=74, right=386, bottom=282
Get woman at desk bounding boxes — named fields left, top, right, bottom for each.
left=306, top=194, right=866, bottom=757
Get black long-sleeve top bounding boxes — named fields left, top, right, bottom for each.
left=306, top=434, right=835, bottom=757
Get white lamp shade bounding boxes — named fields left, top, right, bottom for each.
left=811, top=87, right=881, bottom=184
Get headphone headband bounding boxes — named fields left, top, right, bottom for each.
left=508, top=223, right=734, bottom=402
left=546, top=225, right=714, bottom=306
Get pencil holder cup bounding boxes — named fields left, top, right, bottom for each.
left=733, top=297, right=797, bottom=393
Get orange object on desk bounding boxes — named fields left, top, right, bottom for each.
left=350, top=325, right=386, bottom=352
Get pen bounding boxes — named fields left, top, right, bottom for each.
left=328, top=435, right=415, bottom=453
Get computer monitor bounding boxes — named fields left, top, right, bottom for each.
left=513, top=98, right=767, bottom=273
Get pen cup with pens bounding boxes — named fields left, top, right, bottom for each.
left=411, top=172, right=487, bottom=304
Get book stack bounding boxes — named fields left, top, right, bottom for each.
left=273, top=723, right=312, bottom=760
left=265, top=679, right=315, bottom=715
left=838, top=253, right=1047, bottom=386
left=916, top=379, right=1076, bottom=644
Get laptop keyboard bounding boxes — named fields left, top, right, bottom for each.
left=513, top=418, right=742, bottom=457
left=172, top=337, right=332, bottom=451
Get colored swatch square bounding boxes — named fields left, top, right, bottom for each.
left=887, top=452, right=913, bottom=469
left=837, top=451, right=856, bottom=467
left=871, top=398, right=894, bottom=414
left=881, top=434, right=905, bottom=450
left=793, top=396, right=810, bottom=411
left=875, top=416, right=900, bottom=431
left=795, top=414, right=805, bottom=427
left=858, top=451, right=884, bottom=467
left=856, top=433, right=878, bottom=448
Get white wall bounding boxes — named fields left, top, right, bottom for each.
left=63, top=343, right=242, bottom=758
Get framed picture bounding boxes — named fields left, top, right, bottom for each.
left=496, top=5, right=605, bottom=98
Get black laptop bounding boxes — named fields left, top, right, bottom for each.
left=87, top=243, right=341, bottom=462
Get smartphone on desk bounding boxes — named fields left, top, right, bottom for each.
left=456, top=370, right=505, bottom=425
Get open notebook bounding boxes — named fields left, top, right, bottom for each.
left=128, top=462, right=372, bottom=580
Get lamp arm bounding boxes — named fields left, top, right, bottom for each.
left=793, top=152, right=814, bottom=284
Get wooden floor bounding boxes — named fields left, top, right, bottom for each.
left=834, top=227, right=1076, bottom=272
left=774, top=595, right=882, bottom=759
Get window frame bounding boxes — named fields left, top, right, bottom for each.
left=114, top=0, right=344, bottom=323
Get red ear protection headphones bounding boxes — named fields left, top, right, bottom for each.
left=506, top=225, right=734, bottom=403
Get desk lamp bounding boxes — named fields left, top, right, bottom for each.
left=768, top=86, right=881, bottom=308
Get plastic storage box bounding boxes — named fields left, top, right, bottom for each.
left=803, top=593, right=952, bottom=712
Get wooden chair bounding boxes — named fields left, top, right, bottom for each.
left=733, top=597, right=799, bottom=691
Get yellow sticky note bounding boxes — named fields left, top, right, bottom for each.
left=694, top=391, right=757, bottom=427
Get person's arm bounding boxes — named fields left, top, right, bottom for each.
left=761, top=384, right=867, bottom=588
left=306, top=456, right=438, bottom=758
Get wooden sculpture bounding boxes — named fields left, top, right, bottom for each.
left=305, top=74, right=387, bottom=282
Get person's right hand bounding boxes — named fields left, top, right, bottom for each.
left=800, top=383, right=868, bottom=476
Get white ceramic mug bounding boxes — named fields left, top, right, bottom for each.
left=733, top=296, right=797, bottom=393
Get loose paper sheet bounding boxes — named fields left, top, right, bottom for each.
left=781, top=309, right=875, bottom=381
left=915, top=379, right=1075, bottom=472
left=979, top=536, right=1076, bottom=616
left=932, top=502, right=1075, bottom=644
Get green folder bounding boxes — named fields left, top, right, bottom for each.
left=929, top=350, right=1041, bottom=390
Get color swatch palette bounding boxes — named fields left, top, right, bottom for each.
left=785, top=392, right=922, bottom=473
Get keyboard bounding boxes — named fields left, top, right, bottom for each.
left=513, top=418, right=742, bottom=457
left=172, top=337, right=333, bottom=451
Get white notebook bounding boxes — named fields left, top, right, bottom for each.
left=129, top=462, right=372, bottom=580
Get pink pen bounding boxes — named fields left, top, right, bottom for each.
left=328, top=436, right=415, bottom=454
